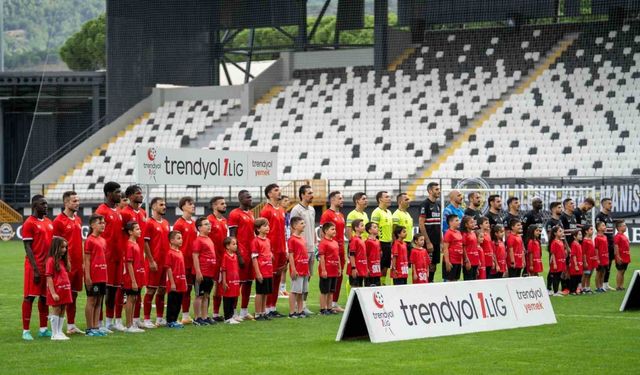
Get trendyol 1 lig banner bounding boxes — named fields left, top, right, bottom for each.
left=336, top=277, right=556, bottom=343
left=136, top=147, right=277, bottom=186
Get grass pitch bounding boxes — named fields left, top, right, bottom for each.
left=0, top=241, right=638, bottom=374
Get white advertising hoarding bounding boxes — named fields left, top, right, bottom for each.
left=337, top=277, right=556, bottom=343
left=136, top=146, right=277, bottom=186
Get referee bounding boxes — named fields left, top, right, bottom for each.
left=371, top=191, right=393, bottom=285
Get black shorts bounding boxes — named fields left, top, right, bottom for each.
left=124, top=289, right=141, bottom=296
left=349, top=276, right=365, bottom=288
left=319, top=276, right=338, bottom=294
left=380, top=242, right=392, bottom=269
left=85, top=282, right=106, bottom=297
left=616, top=262, right=629, bottom=271
left=448, top=264, right=462, bottom=281
left=597, top=265, right=609, bottom=272
left=393, top=278, right=407, bottom=285
left=365, top=276, right=381, bottom=287
left=255, top=277, right=273, bottom=295
left=195, top=277, right=214, bottom=296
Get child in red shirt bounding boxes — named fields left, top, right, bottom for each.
left=221, top=237, right=241, bottom=324
left=348, top=219, right=368, bottom=288
left=165, top=231, right=187, bottom=328
left=46, top=237, right=73, bottom=341
left=461, top=216, right=479, bottom=281
left=490, top=225, right=507, bottom=279
left=318, top=222, right=340, bottom=315
left=411, top=234, right=430, bottom=284
left=443, top=215, right=463, bottom=281
left=549, top=226, right=567, bottom=296
left=84, top=214, right=108, bottom=336
left=287, top=217, right=309, bottom=318
left=252, top=218, right=273, bottom=321
left=594, top=222, right=609, bottom=292
left=581, top=225, right=597, bottom=293
left=479, top=217, right=496, bottom=275
left=476, top=231, right=486, bottom=280
left=364, top=223, right=382, bottom=286
left=391, top=226, right=409, bottom=285
left=614, top=220, right=631, bottom=290
left=192, top=217, right=217, bottom=326
left=569, top=230, right=584, bottom=295
left=526, top=225, right=543, bottom=276
left=123, top=221, right=146, bottom=332
left=506, top=219, right=525, bottom=278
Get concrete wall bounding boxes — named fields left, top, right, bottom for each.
left=241, top=59, right=285, bottom=114
left=151, top=85, right=243, bottom=111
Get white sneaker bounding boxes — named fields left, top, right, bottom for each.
left=156, top=318, right=167, bottom=327
left=51, top=333, right=70, bottom=341
left=125, top=326, right=145, bottom=333
left=98, top=326, right=113, bottom=334
left=547, top=290, right=553, bottom=296
left=232, top=315, right=244, bottom=322
left=113, top=322, right=127, bottom=332
left=142, top=320, right=157, bottom=329
left=553, top=292, right=564, bottom=297
left=303, top=307, right=315, bottom=315
left=135, top=320, right=145, bottom=329
left=607, top=285, right=616, bottom=291
left=67, top=326, right=85, bottom=335
left=225, top=318, right=240, bottom=325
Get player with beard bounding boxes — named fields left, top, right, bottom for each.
left=419, top=182, right=441, bottom=283
left=486, top=195, right=503, bottom=228
left=574, top=197, right=595, bottom=230
left=228, top=190, right=256, bottom=320
left=320, top=191, right=346, bottom=311
left=260, top=184, right=287, bottom=318
left=52, top=191, right=84, bottom=335
left=545, top=202, right=563, bottom=292
left=173, top=197, right=197, bottom=324
left=464, top=192, right=483, bottom=226
left=502, top=197, right=521, bottom=231
left=371, top=191, right=393, bottom=286
left=522, top=198, right=545, bottom=234
left=207, top=196, right=228, bottom=321
left=142, top=197, right=170, bottom=327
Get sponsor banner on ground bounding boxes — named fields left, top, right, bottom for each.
left=336, top=277, right=556, bottom=343
left=136, top=147, right=277, bottom=186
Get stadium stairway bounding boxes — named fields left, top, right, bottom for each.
left=0, top=200, right=22, bottom=222
left=407, top=32, right=580, bottom=199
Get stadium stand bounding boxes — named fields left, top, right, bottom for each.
left=429, top=22, right=640, bottom=181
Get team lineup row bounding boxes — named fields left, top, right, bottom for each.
left=20, top=181, right=631, bottom=340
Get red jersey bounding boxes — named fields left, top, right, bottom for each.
left=320, top=208, right=346, bottom=248
left=477, top=245, right=487, bottom=280
left=192, top=235, right=217, bottom=277
left=349, top=235, right=368, bottom=277
left=582, top=238, right=598, bottom=270
left=124, top=241, right=146, bottom=289
left=481, top=232, right=494, bottom=267
left=288, top=235, right=309, bottom=276
left=506, top=233, right=525, bottom=268
left=492, top=240, right=507, bottom=274
left=410, top=247, right=430, bottom=283
left=550, top=239, right=567, bottom=273
left=228, top=208, right=255, bottom=260
left=527, top=239, right=543, bottom=273
left=22, top=216, right=54, bottom=271
left=173, top=217, right=196, bottom=270
left=595, top=234, right=609, bottom=266
left=165, top=249, right=187, bottom=292
left=207, top=214, right=228, bottom=262
left=260, top=202, right=286, bottom=253
left=45, top=257, right=72, bottom=306
left=614, top=233, right=631, bottom=263
left=391, top=240, right=409, bottom=278
left=569, top=241, right=584, bottom=276
left=84, top=234, right=108, bottom=283
left=463, top=231, right=480, bottom=266
left=221, top=252, right=240, bottom=297
left=443, top=229, right=463, bottom=265
left=144, top=217, right=170, bottom=267
left=252, top=236, right=273, bottom=278
left=365, top=238, right=382, bottom=277
left=318, top=238, right=340, bottom=277
left=52, top=213, right=83, bottom=271
left=95, top=204, right=125, bottom=262
left=121, top=205, right=147, bottom=251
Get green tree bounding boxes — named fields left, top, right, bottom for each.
left=59, top=14, right=105, bottom=70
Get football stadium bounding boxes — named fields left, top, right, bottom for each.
left=0, top=1, right=639, bottom=373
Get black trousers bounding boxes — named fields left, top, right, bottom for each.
left=463, top=265, right=478, bottom=281
left=549, top=272, right=562, bottom=293
left=604, top=248, right=614, bottom=283
left=167, top=291, right=183, bottom=323
left=508, top=267, right=522, bottom=278
left=490, top=271, right=504, bottom=279
left=223, top=297, right=237, bottom=320
left=569, top=275, right=582, bottom=293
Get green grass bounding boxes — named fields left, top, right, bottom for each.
left=0, top=241, right=638, bottom=374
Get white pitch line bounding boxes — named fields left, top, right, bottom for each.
left=556, top=313, right=640, bottom=321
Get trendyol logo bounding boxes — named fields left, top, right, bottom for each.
left=370, top=290, right=395, bottom=335
left=147, top=147, right=157, bottom=161
left=373, top=291, right=385, bottom=308
left=163, top=156, right=243, bottom=179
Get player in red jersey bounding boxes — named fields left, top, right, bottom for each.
left=165, top=231, right=187, bottom=328
left=391, top=226, right=409, bottom=285
left=94, top=181, right=126, bottom=331
left=365, top=223, right=382, bottom=286
left=45, top=237, right=73, bottom=340
left=84, top=214, right=108, bottom=336
left=614, top=220, right=631, bottom=290
left=142, top=197, right=170, bottom=328
left=21, top=195, right=54, bottom=341
left=348, top=219, right=368, bottom=288
left=410, top=234, right=430, bottom=284
left=252, top=218, right=273, bottom=321
left=287, top=217, right=309, bottom=318
left=207, top=196, right=228, bottom=322
left=173, top=196, right=197, bottom=324
left=443, top=215, right=463, bottom=281
left=506, top=219, right=525, bottom=278
left=318, top=222, right=340, bottom=315
left=52, top=191, right=84, bottom=335
left=192, top=217, right=217, bottom=326
left=461, top=216, right=479, bottom=281
left=221, top=237, right=241, bottom=324
left=319, top=191, right=345, bottom=312
left=260, top=184, right=287, bottom=318
left=228, top=190, right=256, bottom=320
